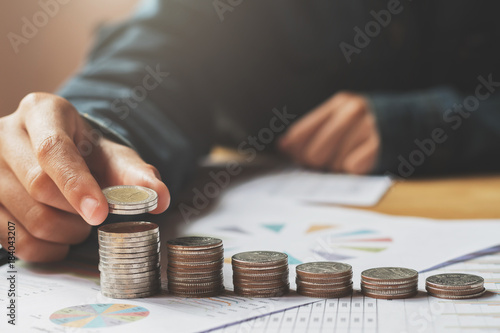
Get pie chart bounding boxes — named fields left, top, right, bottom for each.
left=50, top=303, right=149, bottom=328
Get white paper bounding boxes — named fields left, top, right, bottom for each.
left=210, top=252, right=500, bottom=333
left=229, top=167, right=393, bottom=206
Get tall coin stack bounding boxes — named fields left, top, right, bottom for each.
left=98, top=221, right=161, bottom=298
left=426, top=273, right=485, bottom=299
left=166, top=237, right=225, bottom=297
left=361, top=267, right=418, bottom=299
left=232, top=251, right=289, bottom=297
left=296, top=262, right=353, bottom=298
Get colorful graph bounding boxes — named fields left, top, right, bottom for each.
left=309, top=226, right=392, bottom=262
left=215, top=222, right=392, bottom=265
left=50, top=304, right=149, bottom=328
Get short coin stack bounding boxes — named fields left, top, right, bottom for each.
left=426, top=273, right=485, bottom=299
left=232, top=251, right=289, bottom=297
left=98, top=221, right=161, bottom=299
left=166, top=237, right=224, bottom=297
left=361, top=267, right=418, bottom=299
left=102, top=185, right=158, bottom=215
left=296, top=262, right=353, bottom=298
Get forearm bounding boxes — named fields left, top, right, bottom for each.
left=58, top=0, right=218, bottom=195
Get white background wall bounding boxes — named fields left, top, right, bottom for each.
left=0, top=0, right=140, bottom=117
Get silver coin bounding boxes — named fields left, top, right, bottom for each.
left=361, top=281, right=418, bottom=289
left=166, top=237, right=222, bottom=250
left=361, top=286, right=418, bottom=295
left=99, top=264, right=161, bottom=275
left=100, top=265, right=160, bottom=274
left=232, top=251, right=288, bottom=266
left=101, top=287, right=161, bottom=299
left=296, top=278, right=352, bottom=288
left=98, top=232, right=159, bottom=244
left=98, top=221, right=159, bottom=237
left=426, top=273, right=484, bottom=289
left=99, top=248, right=160, bottom=259
left=108, top=202, right=158, bottom=215
left=101, top=278, right=161, bottom=289
left=361, top=267, right=418, bottom=282
left=99, top=242, right=160, bottom=253
left=102, top=185, right=158, bottom=208
left=102, top=282, right=161, bottom=294
left=101, top=275, right=161, bottom=285
left=296, top=262, right=352, bottom=277
left=99, top=253, right=160, bottom=265
left=99, top=261, right=160, bottom=270
left=427, top=288, right=486, bottom=299
left=100, top=268, right=161, bottom=279
left=167, top=245, right=223, bottom=255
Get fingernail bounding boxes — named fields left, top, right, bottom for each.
left=80, top=197, right=99, bottom=224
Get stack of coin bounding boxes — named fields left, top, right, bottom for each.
left=166, top=237, right=224, bottom=297
left=98, top=221, right=161, bottom=299
left=361, top=267, right=418, bottom=299
left=232, top=251, right=289, bottom=297
left=296, top=262, right=353, bottom=298
left=426, top=273, right=485, bottom=299
left=102, top=185, right=158, bottom=215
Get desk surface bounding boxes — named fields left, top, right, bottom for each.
left=211, top=148, right=500, bottom=220
left=359, top=175, right=500, bottom=219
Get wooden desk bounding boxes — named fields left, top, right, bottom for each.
left=210, top=147, right=500, bottom=220
left=358, top=176, right=500, bottom=219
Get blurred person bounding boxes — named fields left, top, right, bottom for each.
left=1, top=0, right=499, bottom=262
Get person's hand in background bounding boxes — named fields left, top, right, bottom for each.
left=0, top=93, right=169, bottom=262
left=278, top=92, right=380, bottom=174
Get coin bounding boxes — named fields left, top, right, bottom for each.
left=167, top=245, right=223, bottom=256
left=102, top=185, right=158, bottom=208
left=169, top=289, right=224, bottom=298
left=108, top=203, right=158, bottom=215
left=98, top=234, right=160, bottom=245
left=99, top=248, right=160, bottom=259
left=296, top=279, right=352, bottom=288
left=296, top=262, right=352, bottom=278
left=425, top=285, right=485, bottom=296
left=100, top=263, right=162, bottom=274
left=426, top=273, right=484, bottom=290
left=233, top=285, right=289, bottom=298
left=427, top=288, right=486, bottom=299
left=101, top=275, right=161, bottom=285
left=233, top=269, right=289, bottom=280
left=101, top=288, right=160, bottom=299
left=98, top=221, right=159, bottom=237
left=361, top=286, right=418, bottom=295
left=100, top=269, right=160, bottom=279
left=296, top=288, right=353, bottom=298
left=232, top=251, right=288, bottom=267
left=166, top=237, right=222, bottom=250
left=361, top=290, right=418, bottom=300
left=100, top=253, right=160, bottom=264
left=361, top=267, right=418, bottom=283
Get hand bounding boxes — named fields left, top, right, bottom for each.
left=278, top=91, right=380, bottom=174
left=0, top=93, right=170, bottom=262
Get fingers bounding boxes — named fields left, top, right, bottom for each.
left=0, top=162, right=91, bottom=244
left=0, top=121, right=76, bottom=214
left=300, top=98, right=366, bottom=168
left=277, top=91, right=380, bottom=174
left=0, top=209, right=69, bottom=263
left=341, top=133, right=380, bottom=174
left=279, top=93, right=349, bottom=156
left=93, top=139, right=170, bottom=214
left=330, top=115, right=373, bottom=171
left=19, top=93, right=108, bottom=225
